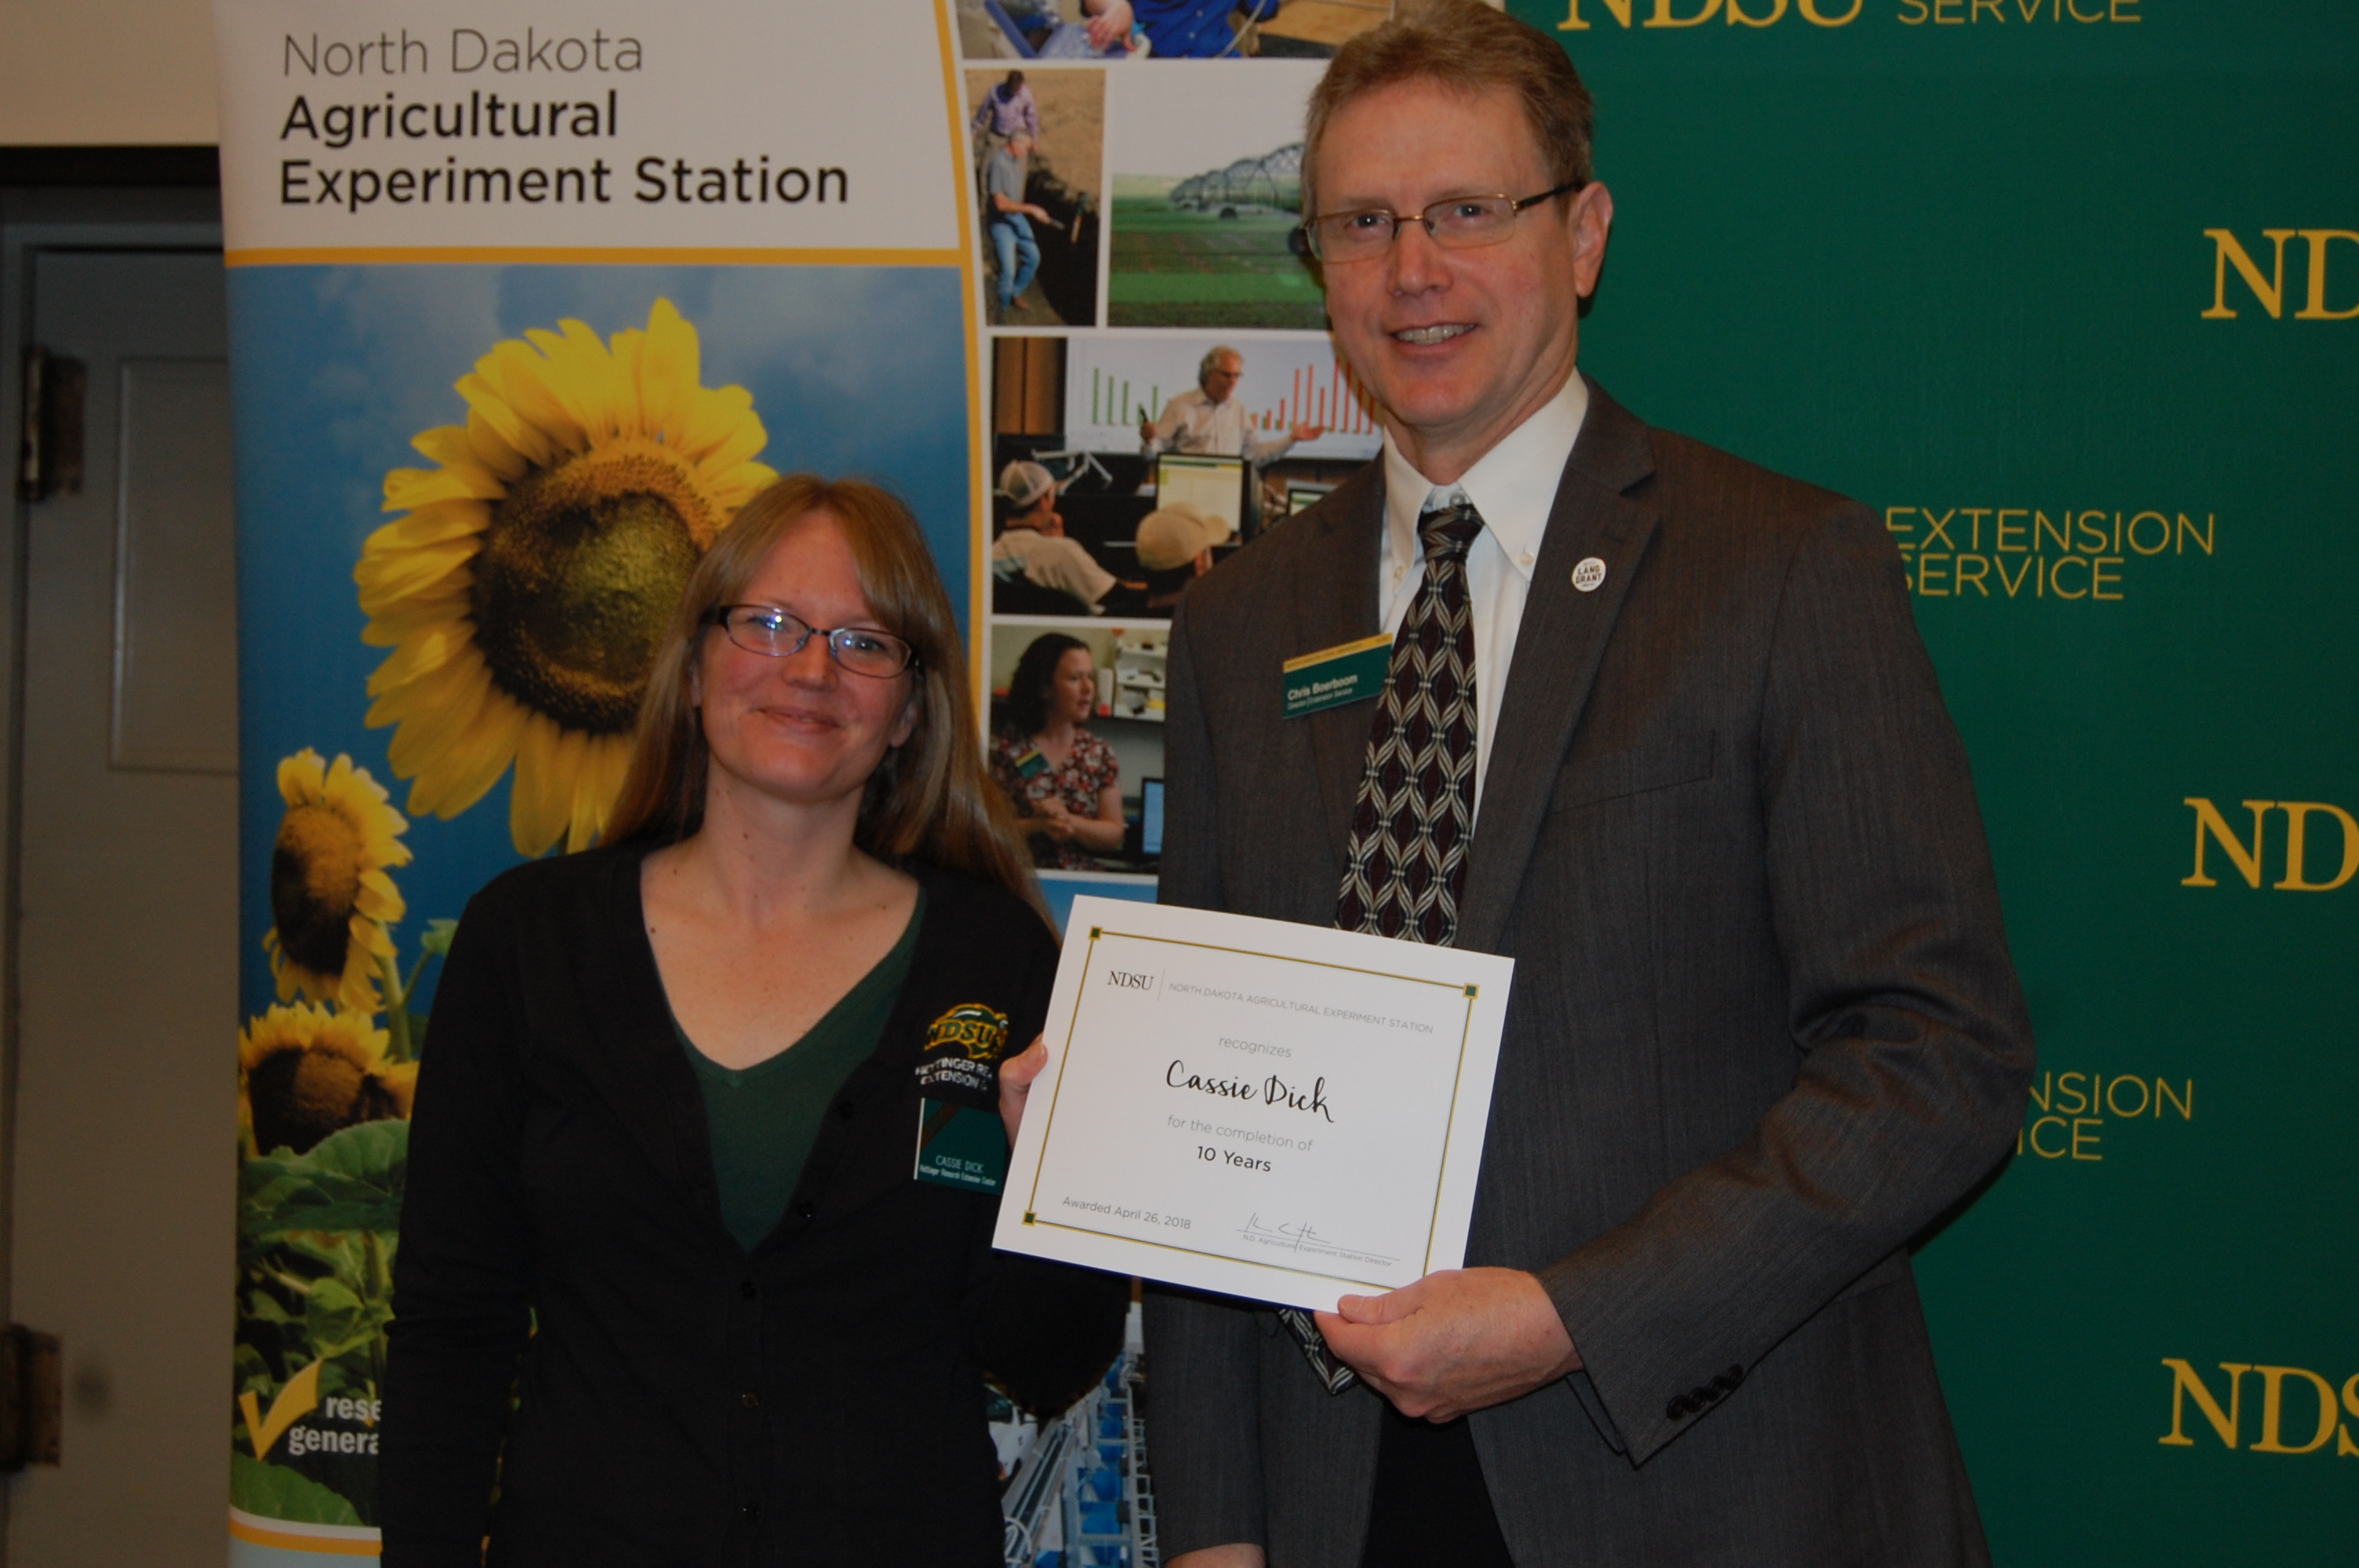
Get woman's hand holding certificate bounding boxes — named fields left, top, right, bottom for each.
left=992, top=897, right=1513, bottom=1313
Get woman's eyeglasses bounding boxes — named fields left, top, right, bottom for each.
left=703, top=604, right=918, bottom=678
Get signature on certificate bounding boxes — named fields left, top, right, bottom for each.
left=1238, top=1213, right=1398, bottom=1269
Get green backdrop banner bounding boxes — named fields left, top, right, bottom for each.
left=1503, top=0, right=2357, bottom=1559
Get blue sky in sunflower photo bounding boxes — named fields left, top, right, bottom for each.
left=225, top=262, right=969, bottom=1020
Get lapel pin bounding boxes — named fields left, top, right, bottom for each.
left=1572, top=557, right=1607, bottom=593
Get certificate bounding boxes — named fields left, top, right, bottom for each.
left=994, top=897, right=1513, bottom=1312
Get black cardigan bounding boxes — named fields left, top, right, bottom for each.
left=381, top=844, right=1128, bottom=1567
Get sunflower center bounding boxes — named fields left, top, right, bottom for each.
left=471, top=441, right=712, bottom=735
left=246, top=1045, right=401, bottom=1156
left=272, top=804, right=364, bottom=976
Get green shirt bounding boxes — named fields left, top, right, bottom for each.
left=674, top=890, right=926, bottom=1251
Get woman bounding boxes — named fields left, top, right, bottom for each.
left=383, top=477, right=1127, bottom=1566
left=990, top=633, right=1127, bottom=870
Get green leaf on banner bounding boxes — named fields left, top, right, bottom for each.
left=240, top=1121, right=407, bottom=1237
left=230, top=1452, right=364, bottom=1526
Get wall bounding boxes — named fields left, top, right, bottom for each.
left=1511, top=1, right=2357, bottom=1560
left=0, top=0, right=217, bottom=145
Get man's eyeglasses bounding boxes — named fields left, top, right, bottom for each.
left=703, top=604, right=918, bottom=678
left=1300, top=180, right=1583, bottom=263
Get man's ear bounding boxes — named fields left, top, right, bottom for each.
left=1571, top=180, right=1615, bottom=299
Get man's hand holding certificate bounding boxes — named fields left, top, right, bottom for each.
left=994, top=897, right=1512, bottom=1313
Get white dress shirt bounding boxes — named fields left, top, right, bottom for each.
left=1143, top=386, right=1296, bottom=466
left=1378, top=371, right=1589, bottom=818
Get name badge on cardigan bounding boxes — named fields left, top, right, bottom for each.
left=914, top=1098, right=1008, bottom=1193
left=1282, top=633, right=1392, bottom=718
left=913, top=1001, right=1011, bottom=1192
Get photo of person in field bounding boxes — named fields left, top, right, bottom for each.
left=969, top=67, right=1106, bottom=328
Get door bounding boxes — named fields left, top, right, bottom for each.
left=7, top=248, right=238, bottom=1565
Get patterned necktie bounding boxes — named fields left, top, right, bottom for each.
left=1335, top=499, right=1482, bottom=947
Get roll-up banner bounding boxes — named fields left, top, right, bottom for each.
left=209, top=2, right=993, bottom=1558
left=214, top=2, right=2350, bottom=1565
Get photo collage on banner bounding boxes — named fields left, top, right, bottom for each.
left=951, top=6, right=1392, bottom=1562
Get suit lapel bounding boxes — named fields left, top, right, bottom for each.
left=1288, top=464, right=1387, bottom=874
left=1457, top=380, right=1659, bottom=956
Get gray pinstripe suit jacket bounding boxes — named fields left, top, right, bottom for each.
left=1143, top=379, right=2034, bottom=1567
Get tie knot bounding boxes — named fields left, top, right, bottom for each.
left=1419, top=500, right=1482, bottom=562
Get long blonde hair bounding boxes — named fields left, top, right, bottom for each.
left=604, top=474, right=1047, bottom=919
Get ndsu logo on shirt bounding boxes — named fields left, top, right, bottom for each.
left=925, top=1003, right=1009, bottom=1060
left=916, top=1003, right=1008, bottom=1102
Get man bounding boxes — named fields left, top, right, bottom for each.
left=984, top=133, right=1052, bottom=319
left=972, top=70, right=1040, bottom=147
left=1146, top=5, right=2033, bottom=1567
left=1087, top=0, right=1281, bottom=57
left=1140, top=346, right=1325, bottom=469
left=1142, top=346, right=1325, bottom=539
left=1133, top=501, right=1224, bottom=612
left=991, top=460, right=1140, bottom=615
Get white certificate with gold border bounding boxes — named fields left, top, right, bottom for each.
left=993, top=897, right=1514, bottom=1312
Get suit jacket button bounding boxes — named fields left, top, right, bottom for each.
left=1666, top=1396, right=1689, bottom=1420
left=741, top=1389, right=761, bottom=1408
left=794, top=1200, right=816, bottom=1220
left=1714, top=1366, right=1743, bottom=1392
left=743, top=1501, right=761, bottom=1523
left=738, top=1279, right=758, bottom=1301
left=1692, top=1385, right=1714, bottom=1406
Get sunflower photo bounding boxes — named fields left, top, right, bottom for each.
left=227, top=262, right=972, bottom=975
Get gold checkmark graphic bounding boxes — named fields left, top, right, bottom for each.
left=238, top=1358, right=323, bottom=1461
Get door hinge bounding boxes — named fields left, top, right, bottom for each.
left=16, top=345, right=87, bottom=503
left=0, top=1325, right=62, bottom=1468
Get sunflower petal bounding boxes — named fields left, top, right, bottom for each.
left=478, top=339, right=587, bottom=456
left=360, top=583, right=474, bottom=648
left=507, top=717, right=575, bottom=856
left=365, top=622, right=476, bottom=697
left=408, top=423, right=476, bottom=466
left=367, top=500, right=490, bottom=554
left=465, top=408, right=536, bottom=481
left=355, top=538, right=479, bottom=604
left=277, top=748, right=327, bottom=808
left=378, top=655, right=493, bottom=773
left=457, top=371, right=558, bottom=470
left=562, top=729, right=609, bottom=852
left=354, top=868, right=409, bottom=924
left=637, top=299, right=701, bottom=447
left=607, top=328, right=647, bottom=438
left=384, top=463, right=503, bottom=510
left=707, top=462, right=780, bottom=517
left=671, top=383, right=758, bottom=463
left=408, top=688, right=529, bottom=827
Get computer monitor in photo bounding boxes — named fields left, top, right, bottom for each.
left=1285, top=482, right=1335, bottom=517
left=1154, top=453, right=1244, bottom=543
left=1140, top=778, right=1165, bottom=858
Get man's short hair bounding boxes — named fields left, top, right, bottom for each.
left=1302, top=0, right=1594, bottom=216
left=1198, top=345, right=1242, bottom=386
